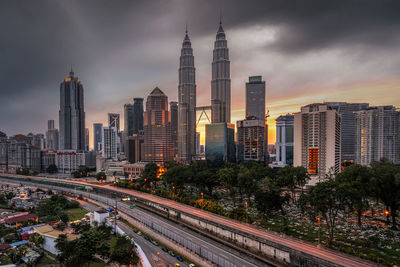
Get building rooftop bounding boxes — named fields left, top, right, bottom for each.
left=34, top=225, right=78, bottom=241
left=4, top=213, right=37, bottom=224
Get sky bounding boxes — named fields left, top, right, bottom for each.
left=1, top=0, right=400, bottom=147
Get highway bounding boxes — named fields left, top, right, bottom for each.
left=1, top=175, right=378, bottom=267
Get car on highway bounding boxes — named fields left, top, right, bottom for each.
left=144, top=235, right=150, bottom=241
left=168, top=250, right=176, bottom=257
left=189, top=264, right=196, bottom=267
left=176, top=255, right=183, bottom=262
left=151, top=240, right=158, bottom=246
left=161, top=247, right=168, bottom=252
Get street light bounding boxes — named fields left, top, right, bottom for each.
left=156, top=251, right=160, bottom=262
left=200, top=192, right=203, bottom=199
left=245, top=201, right=248, bottom=223
left=384, top=210, right=390, bottom=225
left=317, top=217, right=321, bottom=247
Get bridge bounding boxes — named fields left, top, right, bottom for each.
left=0, top=174, right=378, bottom=267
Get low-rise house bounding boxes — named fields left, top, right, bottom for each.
left=4, top=213, right=38, bottom=228
left=10, top=240, right=28, bottom=248
left=34, top=225, right=79, bottom=255
left=90, top=208, right=109, bottom=225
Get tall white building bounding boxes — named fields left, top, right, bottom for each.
left=294, top=104, right=341, bottom=184
left=102, top=127, right=118, bottom=160
left=355, top=106, right=400, bottom=166
left=275, top=114, right=294, bottom=166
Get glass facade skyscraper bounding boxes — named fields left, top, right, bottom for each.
left=246, top=76, right=265, bottom=120
left=93, top=123, right=103, bottom=151
left=133, top=98, right=144, bottom=134
left=205, top=123, right=235, bottom=164
left=275, top=114, right=294, bottom=166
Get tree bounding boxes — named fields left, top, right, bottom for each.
left=370, top=159, right=400, bottom=229
left=162, top=165, right=192, bottom=189
left=95, top=172, right=107, bottom=181
left=109, top=235, right=138, bottom=265
left=277, top=166, right=310, bottom=203
left=255, top=177, right=289, bottom=216
left=336, top=164, right=371, bottom=225
left=141, top=163, right=159, bottom=182
left=46, top=164, right=58, bottom=174
left=218, top=166, right=238, bottom=202
left=298, top=180, right=348, bottom=246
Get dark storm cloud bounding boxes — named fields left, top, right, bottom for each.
left=0, top=0, right=399, bottom=136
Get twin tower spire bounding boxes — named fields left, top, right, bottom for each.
left=178, top=20, right=231, bottom=162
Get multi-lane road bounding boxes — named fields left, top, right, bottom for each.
left=1, top=175, right=378, bottom=267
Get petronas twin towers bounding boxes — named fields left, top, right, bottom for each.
left=178, top=20, right=231, bottom=162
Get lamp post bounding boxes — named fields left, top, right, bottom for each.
left=201, top=192, right=203, bottom=200
left=317, top=217, right=321, bottom=247
left=245, top=201, right=248, bottom=223
left=384, top=210, right=390, bottom=225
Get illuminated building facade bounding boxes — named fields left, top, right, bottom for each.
left=93, top=123, right=103, bottom=152
left=143, top=87, right=173, bottom=164
left=294, top=104, right=341, bottom=184
left=236, top=119, right=265, bottom=162
left=59, top=69, right=85, bottom=151
left=355, top=106, right=400, bottom=166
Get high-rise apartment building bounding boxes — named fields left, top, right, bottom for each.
left=124, top=103, right=134, bottom=137
left=108, top=113, right=120, bottom=132
left=102, top=126, right=118, bottom=160
left=275, top=114, right=294, bottom=166
left=326, top=102, right=369, bottom=165
left=59, top=69, right=85, bottom=151
left=133, top=98, right=144, bottom=134
left=205, top=123, right=235, bottom=164
left=46, top=120, right=59, bottom=150
left=170, top=101, right=178, bottom=160
left=211, top=20, right=231, bottom=123
left=294, top=104, right=341, bottom=184
left=93, top=123, right=103, bottom=152
left=143, top=87, right=173, bottom=164
left=246, top=76, right=266, bottom=120
left=178, top=28, right=197, bottom=162
left=355, top=106, right=400, bottom=166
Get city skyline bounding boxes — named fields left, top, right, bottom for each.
left=1, top=1, right=400, bottom=147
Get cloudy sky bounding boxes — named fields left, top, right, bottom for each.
left=1, top=0, right=400, bottom=146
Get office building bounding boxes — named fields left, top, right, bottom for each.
left=196, top=132, right=200, bottom=156
left=124, top=103, right=134, bottom=137
left=178, top=28, right=197, bottom=162
left=33, top=134, right=45, bottom=150
left=143, top=87, right=173, bottom=164
left=108, top=113, right=120, bottom=132
left=85, top=128, right=89, bottom=151
left=326, top=102, right=369, bottom=165
left=126, top=133, right=144, bottom=163
left=101, top=127, right=118, bottom=160
left=133, top=98, right=144, bottom=134
left=294, top=104, right=341, bottom=184
left=59, top=69, right=85, bottom=151
left=236, top=119, right=265, bottom=162
left=211, top=20, right=231, bottom=123
left=0, top=131, right=7, bottom=171
left=275, top=114, right=294, bottom=166
left=6, top=135, right=41, bottom=172
left=170, top=101, right=178, bottom=159
left=45, top=120, right=59, bottom=150
left=93, top=123, right=103, bottom=152
left=355, top=106, right=400, bottom=166
left=205, top=123, right=235, bottom=163
left=246, top=76, right=266, bottom=120
left=56, top=150, right=87, bottom=173
left=41, top=148, right=56, bottom=172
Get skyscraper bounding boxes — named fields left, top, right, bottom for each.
left=93, top=123, right=103, bottom=152
left=326, top=102, right=369, bottom=165
left=178, top=28, right=196, bottom=162
left=211, top=20, right=231, bottom=123
left=294, top=104, right=341, bottom=184
left=108, top=113, right=120, bottom=132
left=59, top=69, right=85, bottom=151
left=133, top=98, right=144, bottom=134
left=205, top=123, right=235, bottom=164
left=124, top=103, right=134, bottom=137
left=46, top=119, right=59, bottom=150
left=246, top=76, right=266, bottom=120
left=355, top=106, right=400, bottom=166
left=275, top=114, right=294, bottom=166
left=85, top=128, right=89, bottom=151
left=170, top=101, right=178, bottom=160
left=236, top=118, right=265, bottom=162
left=143, top=87, right=173, bottom=164
left=102, top=126, right=118, bottom=160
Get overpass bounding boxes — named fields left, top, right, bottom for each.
left=0, top=175, right=378, bottom=267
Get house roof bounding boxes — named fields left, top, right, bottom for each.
left=4, top=213, right=37, bottom=224
left=0, top=243, right=10, bottom=250
left=10, top=240, right=28, bottom=247
left=34, top=225, right=78, bottom=241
